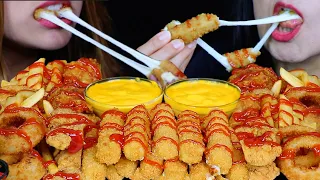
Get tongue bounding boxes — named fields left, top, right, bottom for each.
left=280, top=19, right=303, bottom=29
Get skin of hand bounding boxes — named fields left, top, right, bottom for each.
left=137, top=31, right=197, bottom=72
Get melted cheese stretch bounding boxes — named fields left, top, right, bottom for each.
left=86, top=78, right=162, bottom=106
left=164, top=80, right=240, bottom=116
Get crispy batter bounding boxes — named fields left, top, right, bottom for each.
left=114, top=156, right=138, bottom=178
left=81, top=146, right=107, bottom=180
left=224, top=48, right=260, bottom=69
left=247, top=162, right=280, bottom=180
left=167, top=13, right=220, bottom=44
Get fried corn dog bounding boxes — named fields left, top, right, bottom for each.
left=177, top=110, right=205, bottom=165
left=167, top=13, right=220, bottom=44
left=81, top=126, right=108, bottom=180
left=150, top=103, right=179, bottom=160
left=223, top=48, right=261, bottom=69
left=157, top=157, right=189, bottom=180
left=123, top=105, right=151, bottom=161
left=96, top=109, right=126, bottom=165
left=114, top=156, right=138, bottom=178
left=132, top=153, right=163, bottom=180
left=202, top=110, right=233, bottom=175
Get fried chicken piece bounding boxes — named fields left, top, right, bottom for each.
left=0, top=154, right=22, bottom=165
left=247, top=162, right=280, bottom=180
left=45, top=85, right=92, bottom=113
left=54, top=150, right=82, bottom=174
left=235, top=126, right=282, bottom=166
left=229, top=64, right=278, bottom=92
left=166, top=13, right=219, bottom=44
left=63, top=58, right=101, bottom=88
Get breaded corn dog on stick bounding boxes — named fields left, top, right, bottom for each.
left=96, top=109, right=126, bottom=165
left=150, top=103, right=179, bottom=160
left=81, top=126, right=108, bottom=180
left=223, top=48, right=261, bottom=69
left=202, top=110, right=233, bottom=175
left=177, top=110, right=205, bottom=165
left=157, top=157, right=189, bottom=180
left=167, top=13, right=220, bottom=44
left=114, top=156, right=138, bottom=178
left=123, top=105, right=151, bottom=161
left=131, top=153, right=164, bottom=180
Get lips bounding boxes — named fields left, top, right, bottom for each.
left=35, top=1, right=72, bottom=29
left=272, top=2, right=304, bottom=42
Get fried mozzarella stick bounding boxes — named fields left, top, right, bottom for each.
left=223, top=48, right=261, bottom=69
left=202, top=110, right=233, bottom=175
left=157, top=157, right=189, bottom=180
left=96, top=109, right=126, bottom=165
left=150, top=103, right=179, bottom=160
left=123, top=105, right=151, bottom=161
left=166, top=13, right=219, bottom=44
left=114, top=156, right=138, bottom=179
left=81, top=127, right=108, bottom=180
left=189, top=162, right=214, bottom=180
left=131, top=153, right=164, bottom=180
left=177, top=110, right=205, bottom=165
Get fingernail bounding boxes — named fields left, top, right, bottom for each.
left=171, top=39, right=184, bottom=49
left=187, top=41, right=197, bottom=48
left=158, top=31, right=171, bottom=41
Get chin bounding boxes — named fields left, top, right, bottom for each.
left=37, top=31, right=73, bottom=50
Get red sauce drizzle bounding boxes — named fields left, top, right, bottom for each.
left=47, top=128, right=83, bottom=153
left=205, top=144, right=233, bottom=157
left=43, top=172, right=80, bottom=180
left=109, top=134, right=124, bottom=148
left=237, top=131, right=279, bottom=147
left=43, top=160, right=56, bottom=168
left=47, top=114, right=94, bottom=125
left=101, top=109, right=126, bottom=120
left=0, top=128, right=32, bottom=148
left=143, top=158, right=164, bottom=170
left=152, top=137, right=178, bottom=149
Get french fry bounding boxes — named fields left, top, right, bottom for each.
left=39, top=140, right=59, bottom=174
left=21, top=88, right=44, bottom=108
left=280, top=68, right=304, bottom=87
left=271, top=80, right=282, bottom=97
left=278, top=94, right=294, bottom=127
left=43, top=100, right=54, bottom=116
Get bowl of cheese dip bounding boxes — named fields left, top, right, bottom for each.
left=85, top=77, right=163, bottom=115
left=164, top=78, right=240, bottom=116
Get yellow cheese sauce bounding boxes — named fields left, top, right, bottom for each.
left=85, top=78, right=163, bottom=115
left=164, top=79, right=240, bottom=116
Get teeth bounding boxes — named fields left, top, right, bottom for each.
left=279, top=27, right=293, bottom=32
left=46, top=4, right=63, bottom=11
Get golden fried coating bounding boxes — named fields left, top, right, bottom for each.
left=247, top=162, right=280, bottom=180
left=114, top=156, right=138, bottom=178
left=167, top=13, right=219, bottom=44
left=157, top=158, right=189, bottom=180
left=7, top=152, right=46, bottom=180
left=81, top=146, right=107, bottom=180
left=54, top=150, right=82, bottom=174
left=96, top=109, right=125, bottom=165
left=135, top=153, right=163, bottom=179
left=105, top=164, right=124, bottom=180
left=123, top=105, right=151, bottom=161
left=189, top=162, right=213, bottom=180
left=223, top=48, right=260, bottom=69
left=151, top=103, right=179, bottom=160
left=0, top=153, right=22, bottom=165
left=177, top=110, right=205, bottom=165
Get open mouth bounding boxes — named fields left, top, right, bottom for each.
left=272, top=2, right=304, bottom=42
left=34, top=1, right=72, bottom=29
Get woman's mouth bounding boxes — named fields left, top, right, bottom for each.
left=35, top=1, right=72, bottom=29
left=272, top=2, right=304, bottom=42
